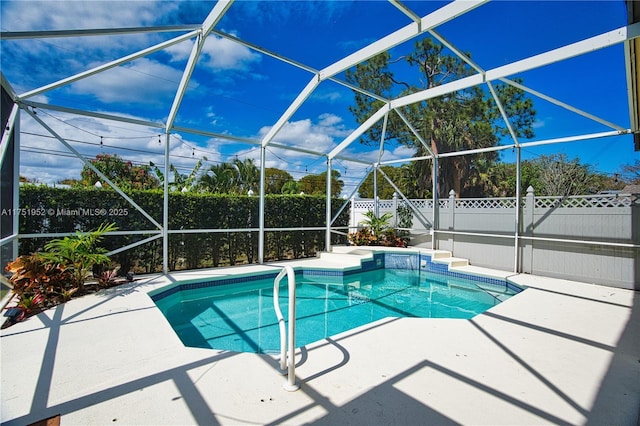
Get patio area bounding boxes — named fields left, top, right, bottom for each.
left=1, top=255, right=638, bottom=425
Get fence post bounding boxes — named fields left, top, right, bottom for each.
left=523, top=186, right=535, bottom=273
left=392, top=192, right=398, bottom=229
left=448, top=190, right=456, bottom=250
left=350, top=196, right=356, bottom=232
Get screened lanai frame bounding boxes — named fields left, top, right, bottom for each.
left=1, top=0, right=639, bottom=274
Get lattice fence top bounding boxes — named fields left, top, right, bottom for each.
left=533, top=194, right=634, bottom=208
left=454, top=198, right=518, bottom=209
left=352, top=199, right=433, bottom=210
left=352, top=194, right=634, bottom=211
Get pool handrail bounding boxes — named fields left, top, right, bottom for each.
left=273, top=265, right=299, bottom=391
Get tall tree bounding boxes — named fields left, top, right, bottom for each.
left=619, top=159, right=640, bottom=184
left=299, top=170, right=344, bottom=197
left=534, top=154, right=601, bottom=196
left=81, top=153, right=159, bottom=190
left=346, top=37, right=536, bottom=197
left=265, top=168, right=293, bottom=194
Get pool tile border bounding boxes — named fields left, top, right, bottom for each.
left=149, top=250, right=523, bottom=303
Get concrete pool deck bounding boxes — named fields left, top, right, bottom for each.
left=1, top=249, right=639, bottom=425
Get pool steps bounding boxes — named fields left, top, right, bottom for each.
left=329, top=247, right=470, bottom=269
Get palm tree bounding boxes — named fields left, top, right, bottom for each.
left=232, top=158, right=259, bottom=194
left=198, top=163, right=236, bottom=194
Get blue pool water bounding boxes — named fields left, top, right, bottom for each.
left=153, top=268, right=519, bottom=354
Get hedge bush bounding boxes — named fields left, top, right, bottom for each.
left=17, top=185, right=349, bottom=273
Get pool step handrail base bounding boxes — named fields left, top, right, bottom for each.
left=273, top=265, right=300, bottom=392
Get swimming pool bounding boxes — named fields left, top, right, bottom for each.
left=151, top=256, right=522, bottom=354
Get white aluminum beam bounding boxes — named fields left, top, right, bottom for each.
left=428, top=29, right=484, bottom=74
left=212, top=29, right=390, bottom=104
left=378, top=167, right=432, bottom=229
left=437, top=144, right=516, bottom=158
left=518, top=130, right=627, bottom=149
left=23, top=100, right=165, bottom=129
left=380, top=154, right=433, bottom=166
left=329, top=104, right=390, bottom=159
left=19, top=30, right=199, bottom=100
left=320, top=0, right=488, bottom=80
left=1, top=72, right=16, bottom=99
left=166, top=0, right=234, bottom=130
left=378, top=112, right=389, bottom=163
left=0, top=103, right=19, bottom=166
left=106, top=234, right=163, bottom=257
left=394, top=109, right=435, bottom=156
left=261, top=75, right=320, bottom=147
left=391, top=73, right=485, bottom=109
left=390, top=23, right=640, bottom=115
left=499, top=77, right=627, bottom=131
left=487, top=81, right=520, bottom=146
left=389, top=0, right=421, bottom=25
left=624, top=39, right=639, bottom=133
left=486, top=23, right=640, bottom=82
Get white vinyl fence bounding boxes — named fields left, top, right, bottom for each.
left=349, top=187, right=639, bottom=290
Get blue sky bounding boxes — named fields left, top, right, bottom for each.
left=1, top=0, right=638, bottom=194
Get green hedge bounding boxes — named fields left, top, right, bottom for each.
left=17, top=185, right=350, bottom=273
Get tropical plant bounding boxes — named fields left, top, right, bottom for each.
left=360, top=210, right=393, bottom=236
left=348, top=210, right=407, bottom=247
left=38, top=222, right=117, bottom=293
left=150, top=157, right=207, bottom=192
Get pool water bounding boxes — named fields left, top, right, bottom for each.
left=154, top=268, right=518, bottom=354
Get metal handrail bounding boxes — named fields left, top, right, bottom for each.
left=273, top=265, right=299, bottom=391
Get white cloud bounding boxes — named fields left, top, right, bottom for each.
left=259, top=114, right=352, bottom=153
left=166, top=34, right=261, bottom=72
left=17, top=110, right=216, bottom=184
left=2, top=1, right=172, bottom=31
left=70, top=58, right=189, bottom=105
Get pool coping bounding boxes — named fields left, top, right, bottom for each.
left=1, top=248, right=638, bottom=425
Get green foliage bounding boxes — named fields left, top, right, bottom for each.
left=150, top=156, right=208, bottom=193
left=38, top=222, right=117, bottom=292
left=348, top=210, right=407, bottom=247
left=299, top=170, right=344, bottom=196
left=265, top=168, right=293, bottom=194
left=196, top=158, right=259, bottom=195
left=358, top=166, right=420, bottom=199
left=360, top=210, right=393, bottom=236
left=80, top=153, right=159, bottom=190
left=3, top=223, right=116, bottom=326
left=281, top=180, right=301, bottom=194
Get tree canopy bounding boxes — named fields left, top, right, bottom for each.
left=299, top=170, right=344, bottom=197
left=80, top=153, right=159, bottom=190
